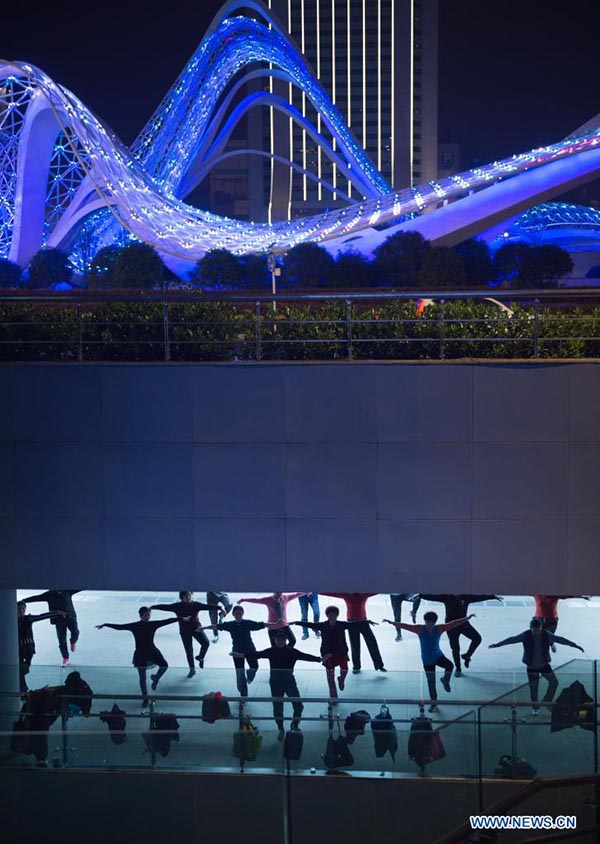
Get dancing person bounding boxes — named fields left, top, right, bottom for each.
left=206, top=591, right=233, bottom=643
left=233, top=630, right=322, bottom=739
left=389, top=594, right=421, bottom=641
left=17, top=601, right=66, bottom=692
left=384, top=611, right=474, bottom=712
left=200, top=605, right=267, bottom=697
left=151, top=591, right=222, bottom=677
left=419, top=594, right=500, bottom=675
left=23, top=590, right=81, bottom=665
left=324, top=593, right=385, bottom=673
left=291, top=604, right=351, bottom=700
left=237, top=591, right=306, bottom=646
left=489, top=617, right=584, bottom=715
left=533, top=595, right=590, bottom=652
left=96, top=607, right=179, bottom=708
left=298, top=593, right=321, bottom=640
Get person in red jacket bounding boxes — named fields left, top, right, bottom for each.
left=324, top=593, right=385, bottom=673
left=533, top=595, right=590, bottom=652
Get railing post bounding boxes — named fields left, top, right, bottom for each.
left=439, top=299, right=446, bottom=360
left=594, top=660, right=598, bottom=776
left=255, top=301, right=262, bottom=361
left=162, top=301, right=170, bottom=362
left=76, top=303, right=83, bottom=362
left=346, top=299, right=353, bottom=360
left=477, top=707, right=483, bottom=813
left=60, top=709, right=69, bottom=768
left=533, top=298, right=540, bottom=358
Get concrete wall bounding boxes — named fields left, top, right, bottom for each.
left=1, top=361, right=599, bottom=593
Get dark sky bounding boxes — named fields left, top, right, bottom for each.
left=3, top=0, right=600, bottom=164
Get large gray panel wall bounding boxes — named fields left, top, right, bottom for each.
left=1, top=362, right=599, bottom=592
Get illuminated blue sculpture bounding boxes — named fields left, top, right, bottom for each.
left=2, top=0, right=600, bottom=274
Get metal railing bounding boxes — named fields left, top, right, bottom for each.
left=1, top=289, right=600, bottom=362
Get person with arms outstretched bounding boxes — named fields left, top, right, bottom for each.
left=206, top=591, right=233, bottom=643
left=489, top=617, right=584, bottom=715
left=237, top=591, right=306, bottom=646
left=389, top=594, right=421, bottom=641
left=384, top=611, right=474, bottom=712
left=291, top=604, right=352, bottom=700
left=200, top=604, right=267, bottom=696
left=532, top=595, right=590, bottom=652
left=17, top=601, right=66, bottom=692
left=419, top=594, right=500, bottom=674
left=96, top=607, right=179, bottom=708
left=151, top=591, right=222, bottom=677
left=233, top=630, right=322, bottom=739
left=23, top=590, right=81, bottom=665
left=324, top=593, right=385, bottom=673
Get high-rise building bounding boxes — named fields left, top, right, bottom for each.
left=207, top=0, right=438, bottom=223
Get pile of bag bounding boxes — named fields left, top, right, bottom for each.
left=201, top=691, right=231, bottom=724
left=232, top=715, right=262, bottom=761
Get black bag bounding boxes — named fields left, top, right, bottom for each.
left=323, top=717, right=354, bottom=769
left=202, top=692, right=231, bottom=724
left=494, top=754, right=537, bottom=779
left=371, top=704, right=398, bottom=760
left=143, top=713, right=180, bottom=757
left=344, top=709, right=371, bottom=744
left=99, top=703, right=127, bottom=745
left=283, top=729, right=304, bottom=761
left=551, top=680, right=595, bottom=733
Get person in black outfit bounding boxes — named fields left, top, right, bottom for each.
left=23, top=590, right=81, bottom=665
left=200, top=605, right=267, bottom=696
left=291, top=605, right=352, bottom=700
left=489, top=618, right=584, bottom=714
left=419, top=594, right=500, bottom=675
left=97, top=607, right=179, bottom=708
left=233, top=630, right=322, bottom=739
left=17, top=601, right=66, bottom=692
left=151, top=591, right=223, bottom=677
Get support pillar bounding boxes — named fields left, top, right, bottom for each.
left=0, top=589, right=19, bottom=730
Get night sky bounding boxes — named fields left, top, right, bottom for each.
left=3, top=0, right=600, bottom=165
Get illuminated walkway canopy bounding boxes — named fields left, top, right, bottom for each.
left=2, top=0, right=600, bottom=271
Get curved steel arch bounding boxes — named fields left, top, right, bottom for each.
left=3, top=3, right=600, bottom=269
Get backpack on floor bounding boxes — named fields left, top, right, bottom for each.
left=283, top=729, right=304, bottom=761
left=232, top=716, right=262, bottom=761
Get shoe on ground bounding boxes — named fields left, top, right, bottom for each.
left=246, top=673, right=255, bottom=685
left=377, top=666, right=387, bottom=672
left=150, top=673, right=159, bottom=691
left=461, top=654, right=471, bottom=668
left=455, top=669, right=463, bottom=677
left=531, top=707, right=540, bottom=716
left=290, top=724, right=302, bottom=732
left=278, top=729, right=285, bottom=741
left=411, top=614, right=417, bottom=624
left=551, top=643, right=557, bottom=653
left=302, top=632, right=309, bottom=640
left=70, top=641, right=76, bottom=652
left=62, top=657, right=69, bottom=666
left=395, top=632, right=402, bottom=642
left=212, top=635, right=219, bottom=644
left=187, top=668, right=196, bottom=678
left=352, top=668, right=361, bottom=675
left=195, top=655, right=204, bottom=668
left=141, top=698, right=149, bottom=709
left=337, top=675, right=345, bottom=691
left=428, top=704, right=438, bottom=713
left=441, top=676, right=451, bottom=693
left=315, top=631, right=321, bottom=638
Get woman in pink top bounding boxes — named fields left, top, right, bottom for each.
left=238, top=592, right=306, bottom=646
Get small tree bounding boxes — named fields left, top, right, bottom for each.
left=112, top=243, right=165, bottom=289
left=0, top=258, right=22, bottom=288
left=239, top=253, right=270, bottom=289
left=454, top=239, right=493, bottom=288
left=372, top=230, right=431, bottom=286
left=416, top=246, right=467, bottom=288
left=492, top=242, right=530, bottom=286
left=519, top=244, right=573, bottom=288
left=190, top=249, right=242, bottom=288
left=331, top=250, right=376, bottom=288
left=86, top=245, right=121, bottom=288
left=27, top=248, right=73, bottom=289
left=282, top=242, right=334, bottom=288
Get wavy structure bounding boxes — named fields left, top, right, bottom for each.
left=2, top=0, right=600, bottom=271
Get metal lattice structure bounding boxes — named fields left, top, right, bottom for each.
left=2, top=0, right=600, bottom=272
